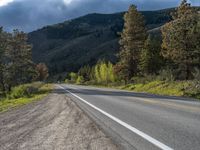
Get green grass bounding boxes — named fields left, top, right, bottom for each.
left=119, top=80, right=199, bottom=100
left=0, top=84, right=53, bottom=113
left=82, top=80, right=200, bottom=100
left=121, top=81, right=185, bottom=96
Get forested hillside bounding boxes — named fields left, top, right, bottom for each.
left=65, top=1, right=200, bottom=99
left=28, top=8, right=174, bottom=75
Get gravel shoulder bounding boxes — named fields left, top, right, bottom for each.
left=0, top=88, right=118, bottom=150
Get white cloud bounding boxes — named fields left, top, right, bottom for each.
left=0, top=0, right=14, bottom=7
left=63, top=0, right=73, bottom=5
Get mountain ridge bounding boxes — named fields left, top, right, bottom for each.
left=28, top=8, right=176, bottom=74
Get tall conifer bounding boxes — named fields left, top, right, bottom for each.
left=117, top=5, right=146, bottom=82
left=161, top=0, right=200, bottom=79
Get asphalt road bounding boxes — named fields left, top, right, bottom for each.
left=59, top=84, right=200, bottom=150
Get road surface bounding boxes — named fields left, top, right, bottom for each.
left=59, top=84, right=200, bottom=150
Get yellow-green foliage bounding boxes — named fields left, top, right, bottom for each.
left=94, top=60, right=115, bottom=84
left=8, top=82, right=43, bottom=99
left=122, top=80, right=194, bottom=97
left=69, top=72, right=78, bottom=82
left=95, top=64, right=101, bottom=83
left=108, top=62, right=115, bottom=82
left=100, top=62, right=107, bottom=82
left=76, top=76, right=84, bottom=84
left=0, top=83, right=52, bottom=112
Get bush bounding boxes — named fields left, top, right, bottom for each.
left=157, top=68, right=175, bottom=81
left=7, top=82, right=42, bottom=99
left=131, top=75, right=157, bottom=84
left=84, top=80, right=97, bottom=85
left=69, top=72, right=78, bottom=82
left=76, top=76, right=85, bottom=85
left=64, top=79, right=71, bottom=83
left=184, top=81, right=200, bottom=99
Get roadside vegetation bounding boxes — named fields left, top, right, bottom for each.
left=0, top=82, right=52, bottom=112
left=65, top=0, right=200, bottom=100
left=0, top=24, right=50, bottom=112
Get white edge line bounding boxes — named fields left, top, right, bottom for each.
left=58, top=85, right=173, bottom=150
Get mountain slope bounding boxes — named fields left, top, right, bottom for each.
left=28, top=9, right=174, bottom=74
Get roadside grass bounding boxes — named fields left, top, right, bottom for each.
left=77, top=80, right=200, bottom=100
left=120, top=81, right=200, bottom=100
left=120, top=81, right=186, bottom=96
left=0, top=83, right=53, bottom=113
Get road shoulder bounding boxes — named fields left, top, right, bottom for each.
left=0, top=87, right=118, bottom=150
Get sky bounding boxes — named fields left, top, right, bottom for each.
left=0, top=0, right=199, bottom=32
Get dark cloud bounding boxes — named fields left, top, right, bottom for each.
left=0, top=0, right=199, bottom=32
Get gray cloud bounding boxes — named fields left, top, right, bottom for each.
left=0, top=0, right=199, bottom=32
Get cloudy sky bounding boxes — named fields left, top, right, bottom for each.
left=0, top=0, right=199, bottom=32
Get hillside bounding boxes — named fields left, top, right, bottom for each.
left=28, top=8, right=174, bottom=75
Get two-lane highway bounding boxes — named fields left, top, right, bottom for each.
left=59, top=84, right=200, bottom=150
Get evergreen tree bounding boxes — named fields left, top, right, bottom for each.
left=117, top=5, right=146, bottom=82
left=0, top=27, right=7, bottom=91
left=161, top=0, right=200, bottom=80
left=6, top=30, right=36, bottom=89
left=78, top=65, right=91, bottom=81
left=139, top=35, right=163, bottom=74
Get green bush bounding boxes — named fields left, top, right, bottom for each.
left=76, top=76, right=85, bottom=85
left=158, top=68, right=175, bottom=81
left=69, top=72, right=78, bottom=82
left=7, top=82, right=42, bottom=99
left=131, top=75, right=157, bottom=84
left=121, top=80, right=191, bottom=96
left=84, top=80, right=97, bottom=85
left=64, top=79, right=72, bottom=84
left=184, top=81, right=200, bottom=99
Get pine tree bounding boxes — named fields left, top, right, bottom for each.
left=0, top=27, right=7, bottom=91
left=78, top=65, right=91, bottom=81
left=161, top=0, right=200, bottom=80
left=6, top=30, right=36, bottom=88
left=117, top=5, right=146, bottom=82
left=139, top=35, right=163, bottom=74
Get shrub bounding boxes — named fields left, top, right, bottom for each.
left=69, top=72, right=78, bottom=82
left=76, top=76, right=85, bottom=85
left=157, top=68, right=175, bottom=81
left=84, top=80, right=97, bottom=85
left=131, top=75, right=157, bottom=84
left=8, top=85, right=30, bottom=99
left=184, top=81, right=200, bottom=99
left=7, top=83, right=42, bottom=99
left=64, top=79, right=71, bottom=83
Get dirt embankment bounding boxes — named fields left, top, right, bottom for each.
left=0, top=88, right=118, bottom=150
